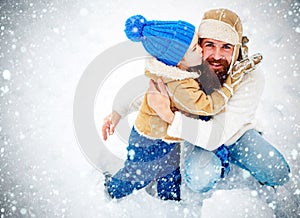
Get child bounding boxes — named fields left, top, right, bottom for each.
left=105, top=15, right=262, bottom=201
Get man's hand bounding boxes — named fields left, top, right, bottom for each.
left=147, top=79, right=174, bottom=124
left=102, top=111, right=121, bottom=141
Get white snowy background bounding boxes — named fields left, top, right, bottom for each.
left=0, top=0, right=299, bottom=217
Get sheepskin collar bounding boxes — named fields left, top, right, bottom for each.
left=145, top=57, right=199, bottom=81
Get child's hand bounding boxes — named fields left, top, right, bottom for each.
left=102, top=111, right=121, bottom=141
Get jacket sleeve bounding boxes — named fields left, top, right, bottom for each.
left=167, top=53, right=262, bottom=116
left=167, top=67, right=265, bottom=150
left=167, top=75, right=236, bottom=116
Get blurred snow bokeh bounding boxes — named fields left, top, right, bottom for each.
left=0, top=0, right=299, bottom=217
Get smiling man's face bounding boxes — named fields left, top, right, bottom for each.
left=200, top=38, right=234, bottom=72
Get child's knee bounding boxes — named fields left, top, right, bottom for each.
left=157, top=168, right=181, bottom=200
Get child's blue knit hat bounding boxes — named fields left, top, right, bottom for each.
left=124, top=15, right=195, bottom=66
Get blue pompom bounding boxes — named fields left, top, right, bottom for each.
left=124, top=15, right=147, bottom=42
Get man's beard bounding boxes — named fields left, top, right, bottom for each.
left=189, top=58, right=230, bottom=95
left=205, top=57, right=230, bottom=85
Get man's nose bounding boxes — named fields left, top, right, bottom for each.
left=213, top=47, right=224, bottom=60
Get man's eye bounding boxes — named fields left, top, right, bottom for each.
left=224, top=44, right=233, bottom=49
left=205, top=43, right=213, bottom=47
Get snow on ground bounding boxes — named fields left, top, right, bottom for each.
left=0, top=0, right=299, bottom=217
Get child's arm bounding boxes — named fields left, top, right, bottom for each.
left=167, top=53, right=262, bottom=116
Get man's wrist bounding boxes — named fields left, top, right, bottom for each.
left=162, top=108, right=174, bottom=124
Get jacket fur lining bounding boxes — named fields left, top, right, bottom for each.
left=145, top=57, right=199, bottom=81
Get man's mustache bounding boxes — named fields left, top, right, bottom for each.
left=206, top=57, right=230, bottom=68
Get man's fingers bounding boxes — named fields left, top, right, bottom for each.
left=157, top=78, right=168, bottom=96
left=148, top=79, right=169, bottom=98
left=148, top=79, right=158, bottom=93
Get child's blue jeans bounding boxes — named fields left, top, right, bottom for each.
left=107, top=127, right=181, bottom=200
left=184, top=129, right=290, bottom=193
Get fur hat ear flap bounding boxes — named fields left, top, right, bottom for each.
left=242, top=36, right=249, bottom=45
left=241, top=36, right=249, bottom=59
